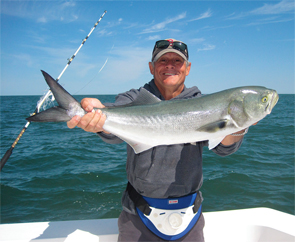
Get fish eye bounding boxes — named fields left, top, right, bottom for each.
left=262, top=96, right=268, bottom=103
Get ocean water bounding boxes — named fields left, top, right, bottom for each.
left=0, top=94, right=294, bottom=224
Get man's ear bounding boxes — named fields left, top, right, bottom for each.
left=149, top=62, right=154, bottom=75
left=186, top=62, right=191, bottom=76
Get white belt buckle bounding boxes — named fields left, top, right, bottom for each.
left=145, top=205, right=196, bottom=236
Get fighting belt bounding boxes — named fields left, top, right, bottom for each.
left=126, top=182, right=202, bottom=240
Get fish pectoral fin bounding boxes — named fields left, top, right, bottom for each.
left=198, top=119, right=228, bottom=133
left=117, top=135, right=154, bottom=154
left=26, top=106, right=71, bottom=122
left=105, top=128, right=155, bottom=154
left=124, top=138, right=154, bottom=154
left=208, top=137, right=225, bottom=150
left=130, top=143, right=155, bottom=154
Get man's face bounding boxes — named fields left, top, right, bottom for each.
left=149, top=52, right=191, bottom=96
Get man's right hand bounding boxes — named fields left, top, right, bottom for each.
left=67, top=98, right=108, bottom=133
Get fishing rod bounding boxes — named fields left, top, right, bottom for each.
left=0, top=10, right=107, bottom=171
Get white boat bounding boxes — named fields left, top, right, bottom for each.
left=0, top=207, right=294, bottom=242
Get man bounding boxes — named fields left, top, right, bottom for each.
left=67, top=39, right=250, bottom=241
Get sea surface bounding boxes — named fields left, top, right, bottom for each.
left=0, top=94, right=294, bottom=224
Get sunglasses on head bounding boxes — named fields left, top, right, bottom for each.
left=155, top=40, right=188, bottom=52
left=153, top=40, right=188, bottom=60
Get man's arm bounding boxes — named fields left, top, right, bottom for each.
left=66, top=89, right=141, bottom=144
left=212, top=122, right=258, bottom=157
left=221, top=122, right=258, bottom=146
left=221, top=129, right=246, bottom=146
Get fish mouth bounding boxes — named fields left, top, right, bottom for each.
left=266, top=91, right=279, bottom=113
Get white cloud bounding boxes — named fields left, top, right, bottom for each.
left=1, top=1, right=79, bottom=23
left=12, top=54, right=34, bottom=67
left=72, top=14, right=78, bottom=21
left=23, top=45, right=77, bottom=67
left=147, top=35, right=161, bottom=40
left=140, top=12, right=186, bottom=34
left=37, top=17, right=47, bottom=23
left=101, top=47, right=151, bottom=83
left=105, top=18, right=125, bottom=29
left=246, top=16, right=294, bottom=26
left=97, top=29, right=113, bottom=37
left=189, top=9, right=212, bottom=22
left=227, top=0, right=295, bottom=20
left=250, top=0, right=294, bottom=15
left=190, top=38, right=205, bottom=44
left=198, top=44, right=216, bottom=52
left=61, top=1, right=76, bottom=9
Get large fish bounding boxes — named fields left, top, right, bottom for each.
left=27, top=70, right=279, bottom=154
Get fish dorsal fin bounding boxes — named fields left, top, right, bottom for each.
left=131, top=88, right=161, bottom=106
left=41, top=70, right=79, bottom=110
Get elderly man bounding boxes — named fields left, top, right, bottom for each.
left=67, top=39, right=247, bottom=241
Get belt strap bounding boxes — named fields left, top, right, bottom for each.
left=193, top=191, right=202, bottom=213
left=126, top=182, right=201, bottom=215
left=127, top=182, right=152, bottom=215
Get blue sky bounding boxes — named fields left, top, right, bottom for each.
left=1, top=0, right=294, bottom=96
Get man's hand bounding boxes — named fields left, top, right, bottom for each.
left=221, top=122, right=258, bottom=146
left=67, top=98, right=107, bottom=133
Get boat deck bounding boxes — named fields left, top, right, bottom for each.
left=0, top=208, right=294, bottom=242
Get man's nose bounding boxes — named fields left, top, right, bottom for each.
left=165, top=60, right=176, bottom=67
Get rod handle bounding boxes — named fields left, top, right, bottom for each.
left=0, top=124, right=29, bottom=171
left=1, top=147, right=13, bottom=171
